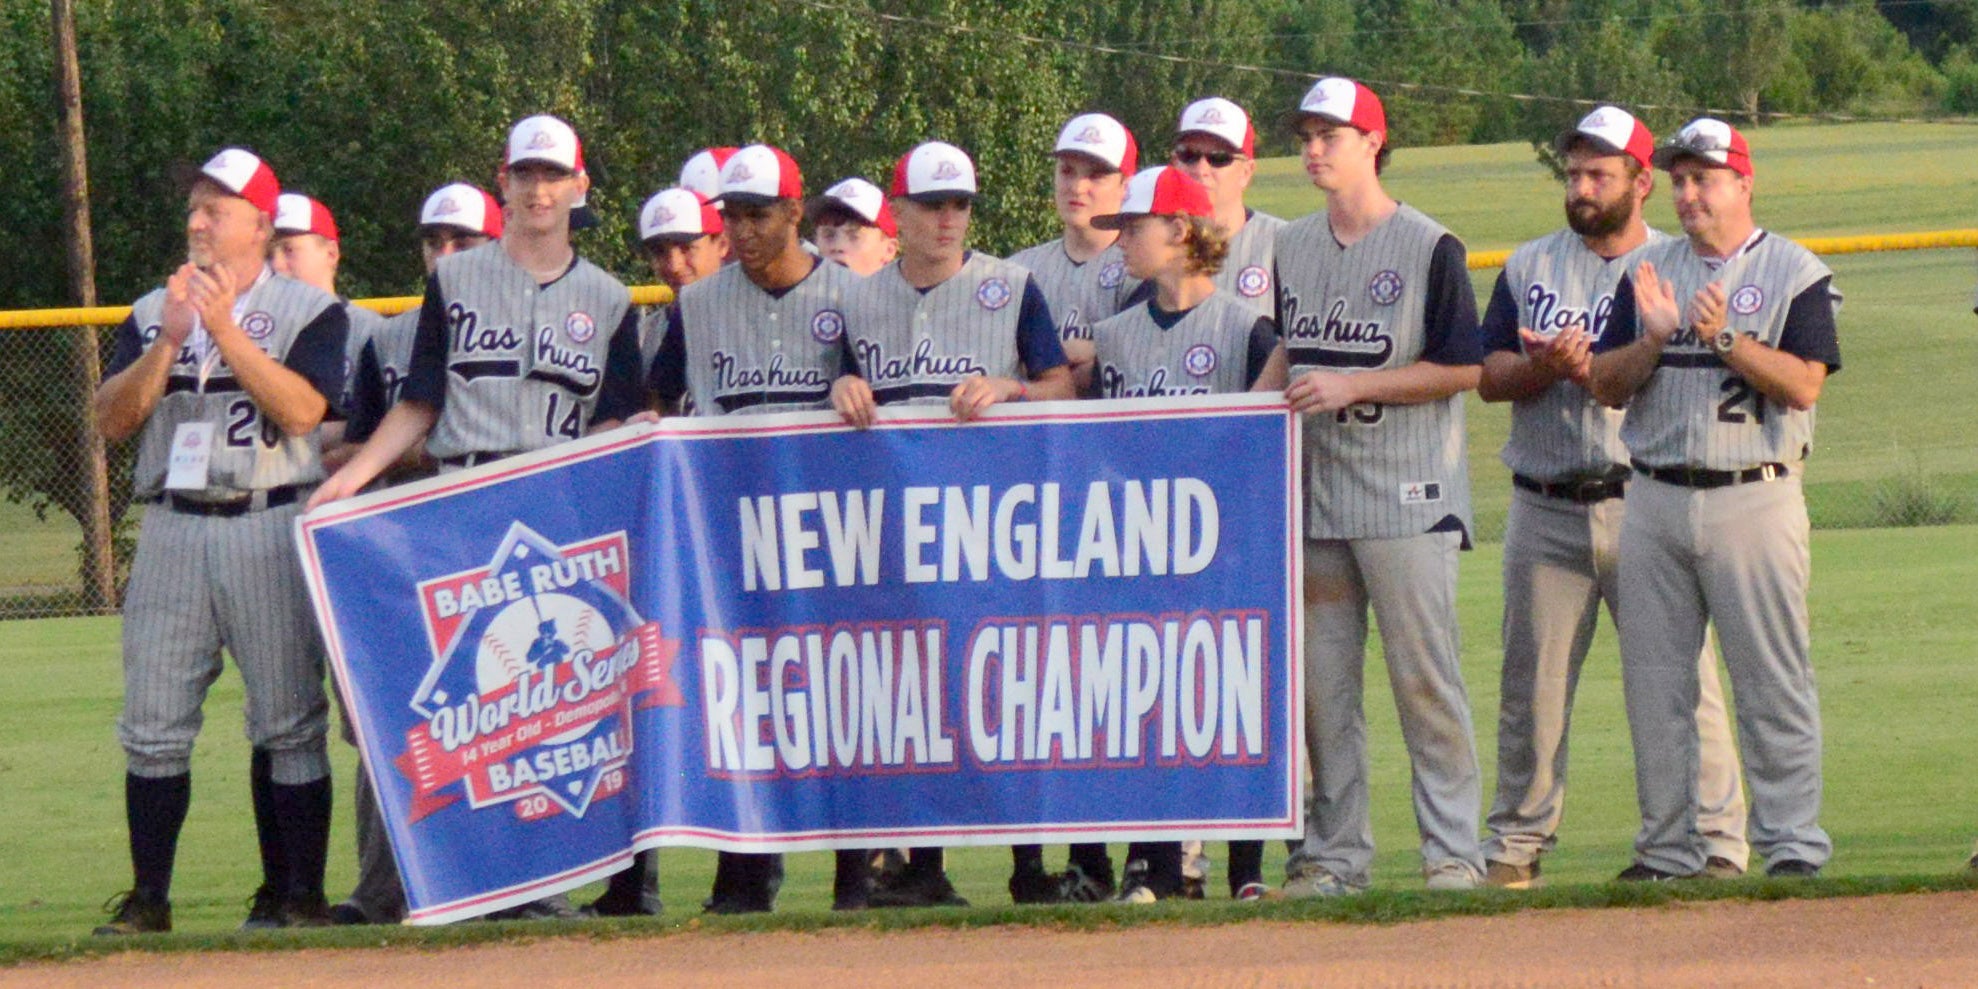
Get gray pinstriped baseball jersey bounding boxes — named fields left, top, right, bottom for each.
left=364, top=309, right=419, bottom=411
left=841, top=253, right=1030, bottom=406
left=127, top=275, right=343, bottom=500
left=1008, top=239, right=1137, bottom=341
left=675, top=260, right=853, bottom=416
left=1618, top=232, right=1836, bottom=469
left=1277, top=205, right=1474, bottom=540
left=639, top=306, right=667, bottom=377
left=1497, top=228, right=1670, bottom=480
left=342, top=302, right=388, bottom=393
left=1214, top=210, right=1286, bottom=317
left=423, top=243, right=633, bottom=460
left=1092, top=291, right=1261, bottom=397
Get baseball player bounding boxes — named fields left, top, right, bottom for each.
left=998, top=111, right=1140, bottom=903
left=1275, top=78, right=1487, bottom=896
left=1086, top=165, right=1286, bottom=902
left=635, top=186, right=728, bottom=372
left=271, top=193, right=384, bottom=465
left=310, top=116, right=644, bottom=919
left=91, top=149, right=349, bottom=934
left=1009, top=111, right=1139, bottom=398
left=830, top=142, right=1069, bottom=907
left=808, top=177, right=898, bottom=276
left=1172, top=97, right=1286, bottom=319
left=1475, top=107, right=1750, bottom=889
left=323, top=182, right=503, bottom=927
left=1589, top=118, right=1840, bottom=880
left=645, top=144, right=872, bottom=913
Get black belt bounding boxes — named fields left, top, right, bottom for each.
left=438, top=451, right=519, bottom=469
left=1631, top=459, right=1790, bottom=489
left=148, top=484, right=304, bottom=517
left=1512, top=472, right=1628, bottom=504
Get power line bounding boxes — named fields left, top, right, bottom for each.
left=773, top=0, right=1978, bottom=125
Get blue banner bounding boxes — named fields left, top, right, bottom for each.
left=298, top=395, right=1302, bottom=924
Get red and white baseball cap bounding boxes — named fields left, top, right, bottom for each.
left=1555, top=105, right=1654, bottom=169
left=715, top=143, right=803, bottom=205
left=1176, top=97, right=1256, bottom=157
left=274, top=193, right=338, bottom=241
left=639, top=187, right=723, bottom=243
left=199, top=148, right=280, bottom=218
left=891, top=141, right=977, bottom=202
left=1651, top=117, right=1753, bottom=178
left=1054, top=113, right=1138, bottom=175
left=506, top=115, right=584, bottom=173
left=419, top=183, right=504, bottom=238
left=678, top=147, right=739, bottom=199
left=808, top=177, right=897, bottom=237
left=1289, top=77, right=1386, bottom=135
left=1091, top=165, right=1213, bottom=230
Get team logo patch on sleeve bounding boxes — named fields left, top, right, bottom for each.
left=1183, top=344, right=1219, bottom=378
left=976, top=277, right=1013, bottom=311
left=240, top=311, right=275, bottom=340
left=1236, top=265, right=1270, bottom=298
left=564, top=312, right=596, bottom=344
left=1368, top=270, right=1405, bottom=306
left=811, top=308, right=846, bottom=344
left=1099, top=260, right=1126, bottom=289
left=402, top=523, right=685, bottom=823
left=1729, top=284, right=1765, bottom=315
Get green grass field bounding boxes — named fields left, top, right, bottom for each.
left=4, top=524, right=1974, bottom=951
left=8, top=123, right=1976, bottom=605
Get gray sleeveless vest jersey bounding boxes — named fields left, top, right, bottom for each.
left=1619, top=232, right=1836, bottom=469
left=841, top=253, right=1031, bottom=407
left=1008, top=238, right=1137, bottom=341
left=676, top=260, right=854, bottom=416
left=1214, top=210, right=1287, bottom=318
left=1091, top=290, right=1260, bottom=397
left=128, top=274, right=344, bottom=499
left=1277, top=204, right=1473, bottom=540
left=341, top=302, right=390, bottom=410
left=1498, top=227, right=1670, bottom=481
left=423, top=243, right=632, bottom=460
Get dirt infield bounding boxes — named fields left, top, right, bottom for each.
left=10, top=891, right=1975, bottom=988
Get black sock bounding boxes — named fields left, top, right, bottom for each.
left=270, top=776, right=332, bottom=900
left=1068, top=842, right=1114, bottom=881
left=249, top=749, right=285, bottom=891
left=1228, top=840, right=1264, bottom=894
left=605, top=849, right=657, bottom=898
left=833, top=849, right=871, bottom=898
left=1126, top=842, right=1184, bottom=895
left=1010, top=844, right=1046, bottom=874
left=126, top=772, right=191, bottom=902
left=905, top=846, right=944, bottom=879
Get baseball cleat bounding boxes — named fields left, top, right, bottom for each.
left=1234, top=882, right=1271, bottom=902
left=241, top=883, right=286, bottom=930
left=1615, top=862, right=1690, bottom=882
left=1484, top=859, right=1542, bottom=890
left=1764, top=859, right=1821, bottom=878
left=282, top=893, right=334, bottom=927
left=1281, top=868, right=1364, bottom=899
left=869, top=871, right=970, bottom=909
left=94, top=890, right=171, bottom=936
left=1701, top=856, right=1746, bottom=879
left=1008, top=866, right=1064, bottom=905
left=1053, top=863, right=1115, bottom=904
left=1424, top=862, right=1481, bottom=891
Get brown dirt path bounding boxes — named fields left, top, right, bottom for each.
left=9, top=891, right=1975, bottom=988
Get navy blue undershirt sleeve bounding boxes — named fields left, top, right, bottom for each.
left=1594, top=275, right=1640, bottom=352
left=648, top=305, right=688, bottom=409
left=106, top=315, right=145, bottom=377
left=400, top=276, right=450, bottom=410
left=1775, top=276, right=1842, bottom=372
left=1245, top=316, right=1279, bottom=387
left=284, top=303, right=349, bottom=414
left=1478, top=272, right=1521, bottom=354
left=1420, top=234, right=1482, bottom=365
left=344, top=338, right=387, bottom=444
left=591, top=307, right=644, bottom=424
left=1015, top=277, right=1068, bottom=375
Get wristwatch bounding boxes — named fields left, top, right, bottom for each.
left=1707, top=328, right=1738, bottom=358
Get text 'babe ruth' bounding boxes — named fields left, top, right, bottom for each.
left=1474, top=107, right=1748, bottom=891
left=92, top=149, right=349, bottom=935
left=1274, top=78, right=1489, bottom=897
left=310, top=115, right=644, bottom=506
left=1589, top=118, right=1841, bottom=880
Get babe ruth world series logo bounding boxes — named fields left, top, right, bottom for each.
left=1183, top=344, right=1218, bottom=378
left=932, top=160, right=964, bottom=182
left=1730, top=284, right=1765, bottom=315
left=397, top=522, right=683, bottom=823
left=432, top=195, right=462, bottom=218
left=649, top=203, right=676, bottom=227
left=564, top=311, right=596, bottom=344
left=1073, top=125, right=1104, bottom=144
left=976, top=277, right=1013, bottom=311
left=1367, top=270, right=1405, bottom=306
left=811, top=308, right=846, bottom=344
left=1236, top=265, right=1270, bottom=298
left=1099, top=260, right=1126, bottom=289
left=241, top=311, right=275, bottom=340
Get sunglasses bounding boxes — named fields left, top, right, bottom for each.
left=1171, top=148, right=1242, bottom=168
